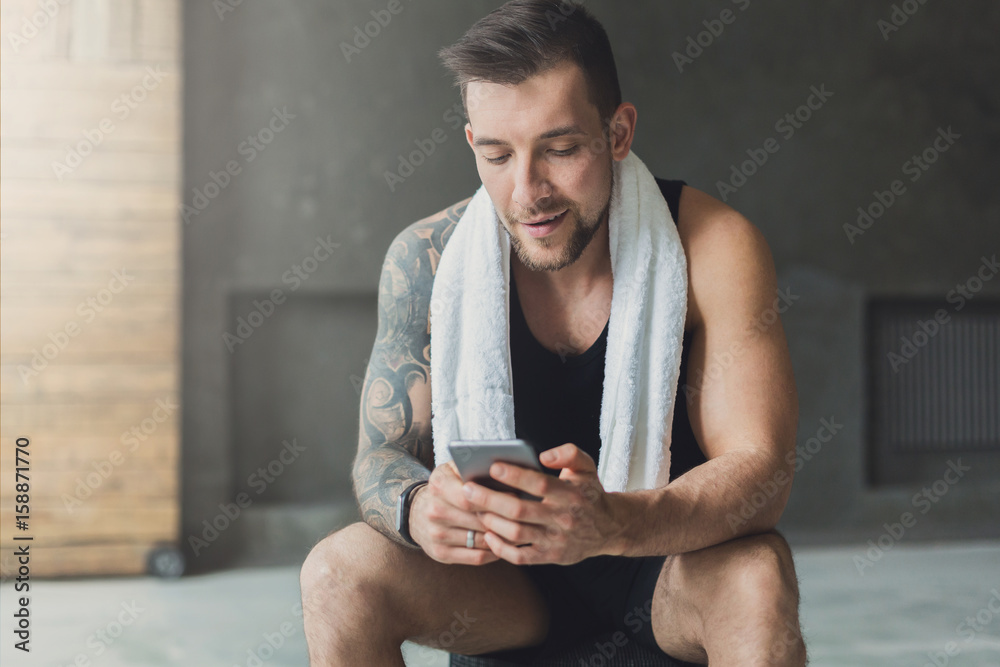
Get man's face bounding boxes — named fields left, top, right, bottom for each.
left=465, top=60, right=615, bottom=273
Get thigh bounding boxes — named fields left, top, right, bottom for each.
left=315, top=521, right=551, bottom=655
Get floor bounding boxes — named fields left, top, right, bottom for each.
left=1, top=541, right=997, bottom=666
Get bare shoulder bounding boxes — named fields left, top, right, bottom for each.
left=383, top=197, right=471, bottom=294
left=378, top=196, right=472, bottom=343
left=676, top=185, right=778, bottom=333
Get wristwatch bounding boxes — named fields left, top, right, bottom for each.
left=396, top=480, right=429, bottom=547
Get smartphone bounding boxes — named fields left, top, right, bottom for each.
left=448, top=439, right=544, bottom=502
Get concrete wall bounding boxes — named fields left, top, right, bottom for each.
left=182, top=0, right=1000, bottom=568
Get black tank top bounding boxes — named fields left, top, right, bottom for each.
left=510, top=178, right=707, bottom=483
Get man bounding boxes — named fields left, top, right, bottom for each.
left=300, top=2, right=804, bottom=665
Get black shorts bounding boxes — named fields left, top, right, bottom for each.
left=472, top=553, right=681, bottom=662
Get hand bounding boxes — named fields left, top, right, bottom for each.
left=462, top=443, right=623, bottom=565
left=408, top=461, right=501, bottom=566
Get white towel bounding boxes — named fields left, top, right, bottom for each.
left=429, top=152, right=688, bottom=493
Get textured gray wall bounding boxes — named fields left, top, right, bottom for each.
left=182, top=0, right=1000, bottom=568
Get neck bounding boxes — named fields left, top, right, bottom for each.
left=511, top=212, right=612, bottom=300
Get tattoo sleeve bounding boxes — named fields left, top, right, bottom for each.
left=352, top=201, right=466, bottom=545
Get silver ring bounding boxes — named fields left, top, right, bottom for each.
left=466, top=530, right=475, bottom=548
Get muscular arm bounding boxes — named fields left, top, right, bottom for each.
left=351, top=199, right=469, bottom=545
left=608, top=186, right=800, bottom=557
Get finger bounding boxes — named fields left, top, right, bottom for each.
left=423, top=495, right=492, bottom=533
left=462, top=480, right=544, bottom=523
left=488, top=462, right=567, bottom=502
left=427, top=544, right=500, bottom=566
left=539, top=443, right=597, bottom=472
left=439, top=526, right=495, bottom=551
left=483, top=531, right=543, bottom=565
left=432, top=465, right=484, bottom=511
left=478, top=511, right=548, bottom=547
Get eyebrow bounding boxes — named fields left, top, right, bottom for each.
left=473, top=124, right=586, bottom=147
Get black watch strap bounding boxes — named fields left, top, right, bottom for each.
left=396, top=480, right=429, bottom=547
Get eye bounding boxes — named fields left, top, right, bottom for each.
left=483, top=154, right=510, bottom=165
left=550, top=145, right=580, bottom=157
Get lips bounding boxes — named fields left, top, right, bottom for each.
left=521, top=210, right=567, bottom=238
left=523, top=209, right=568, bottom=226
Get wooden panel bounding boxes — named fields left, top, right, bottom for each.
left=0, top=271, right=177, bottom=292
left=0, top=0, right=181, bottom=577
left=1, top=401, right=181, bottom=437
left=0, top=87, right=180, bottom=143
left=0, top=435, right=178, bottom=465
left=1, top=145, right=179, bottom=182
left=0, top=0, right=74, bottom=60
left=0, top=420, right=180, bottom=447
left=0, top=215, right=179, bottom=234
left=135, top=0, right=180, bottom=62
left=0, top=467, right=178, bottom=502
left=0, top=179, right=178, bottom=218
left=0, top=61, right=179, bottom=91
left=0, top=363, right=177, bottom=397
left=0, top=543, right=152, bottom=578
left=1, top=221, right=179, bottom=271
left=0, top=304, right=178, bottom=360
left=0, top=506, right=177, bottom=542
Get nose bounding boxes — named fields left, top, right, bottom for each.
left=510, top=155, right=552, bottom=212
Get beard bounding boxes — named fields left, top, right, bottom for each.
left=500, top=167, right=614, bottom=273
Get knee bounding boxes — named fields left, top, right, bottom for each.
left=300, top=522, right=391, bottom=617
left=729, top=531, right=799, bottom=607
left=726, top=532, right=806, bottom=664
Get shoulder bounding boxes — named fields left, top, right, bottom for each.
left=376, top=196, right=472, bottom=341
left=383, top=196, right=472, bottom=279
left=675, top=185, right=778, bottom=333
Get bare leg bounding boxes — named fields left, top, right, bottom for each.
left=300, top=521, right=551, bottom=666
left=650, top=531, right=807, bottom=666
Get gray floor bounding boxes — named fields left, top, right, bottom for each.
left=1, top=542, right=998, bottom=666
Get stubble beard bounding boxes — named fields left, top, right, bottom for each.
left=502, top=166, right=614, bottom=273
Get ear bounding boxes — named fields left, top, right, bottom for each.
left=465, top=122, right=475, bottom=151
left=608, top=102, right=637, bottom=161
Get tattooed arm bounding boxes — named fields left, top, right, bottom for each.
left=351, top=199, right=469, bottom=547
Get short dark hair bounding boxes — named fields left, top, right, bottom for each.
left=438, top=0, right=622, bottom=123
